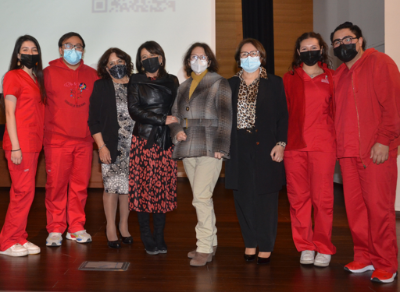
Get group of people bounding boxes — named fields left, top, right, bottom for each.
left=0, top=21, right=399, bottom=284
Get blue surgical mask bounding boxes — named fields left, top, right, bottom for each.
left=240, top=56, right=261, bottom=73
left=63, top=49, right=82, bottom=65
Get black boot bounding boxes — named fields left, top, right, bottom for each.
left=153, top=213, right=167, bottom=253
left=137, top=212, right=159, bottom=255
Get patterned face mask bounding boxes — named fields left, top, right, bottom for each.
left=109, top=64, right=127, bottom=79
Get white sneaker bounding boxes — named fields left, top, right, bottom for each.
left=22, top=241, right=41, bottom=254
left=300, top=250, right=315, bottom=264
left=66, top=230, right=92, bottom=243
left=0, top=243, right=28, bottom=257
left=46, top=232, right=63, bottom=246
left=314, top=252, right=331, bottom=267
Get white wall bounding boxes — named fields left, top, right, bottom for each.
left=385, top=0, right=400, bottom=211
left=0, top=0, right=216, bottom=84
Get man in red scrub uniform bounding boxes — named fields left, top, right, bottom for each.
left=43, top=32, right=98, bottom=246
left=331, top=22, right=400, bottom=283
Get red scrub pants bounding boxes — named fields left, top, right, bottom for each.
left=284, top=151, right=336, bottom=254
left=339, top=149, right=398, bottom=274
left=0, top=151, right=39, bottom=251
left=44, top=141, right=92, bottom=234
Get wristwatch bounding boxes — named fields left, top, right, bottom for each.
left=276, top=141, right=286, bottom=149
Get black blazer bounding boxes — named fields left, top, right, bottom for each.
left=127, top=73, right=179, bottom=150
left=88, top=78, right=123, bottom=163
left=225, top=73, right=288, bottom=194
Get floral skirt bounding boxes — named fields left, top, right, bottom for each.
left=129, top=135, right=177, bottom=213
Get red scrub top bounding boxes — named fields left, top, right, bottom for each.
left=334, top=68, right=359, bottom=158
left=300, top=70, right=335, bottom=152
left=2, top=69, right=45, bottom=152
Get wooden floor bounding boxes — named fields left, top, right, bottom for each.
left=0, top=181, right=399, bottom=292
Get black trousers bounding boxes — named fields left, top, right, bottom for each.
left=233, top=129, right=279, bottom=252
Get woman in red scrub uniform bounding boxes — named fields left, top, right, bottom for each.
left=0, top=35, right=46, bottom=257
left=283, top=32, right=336, bottom=267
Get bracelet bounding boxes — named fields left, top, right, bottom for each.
left=276, top=142, right=286, bottom=149
left=11, top=149, right=21, bottom=152
left=98, top=144, right=106, bottom=151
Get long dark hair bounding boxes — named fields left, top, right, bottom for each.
left=183, top=42, right=218, bottom=76
left=9, top=35, right=46, bottom=103
left=290, top=32, right=331, bottom=72
left=135, top=41, right=167, bottom=77
left=97, top=48, right=134, bottom=79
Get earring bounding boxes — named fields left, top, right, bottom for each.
left=17, top=60, right=21, bottom=66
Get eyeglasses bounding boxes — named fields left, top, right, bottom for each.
left=332, top=36, right=358, bottom=48
left=240, top=50, right=259, bottom=58
left=190, top=55, right=208, bottom=62
left=63, top=43, right=84, bottom=51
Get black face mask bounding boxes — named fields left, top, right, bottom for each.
left=142, top=57, right=160, bottom=73
left=109, top=64, right=127, bottom=79
left=20, top=54, right=40, bottom=69
left=334, top=43, right=359, bottom=63
left=299, top=50, right=321, bottom=66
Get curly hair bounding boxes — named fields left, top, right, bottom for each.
left=97, top=48, right=133, bottom=79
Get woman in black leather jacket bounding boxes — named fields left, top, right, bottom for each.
left=127, top=41, right=179, bottom=255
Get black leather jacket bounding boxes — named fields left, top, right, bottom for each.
left=127, top=73, right=179, bottom=150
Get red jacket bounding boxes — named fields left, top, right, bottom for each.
left=43, top=58, right=98, bottom=142
left=333, top=48, right=400, bottom=167
left=283, top=62, right=335, bottom=151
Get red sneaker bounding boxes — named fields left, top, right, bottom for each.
left=371, top=270, right=397, bottom=283
left=344, top=261, right=375, bottom=273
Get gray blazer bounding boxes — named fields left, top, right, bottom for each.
left=169, top=71, right=232, bottom=160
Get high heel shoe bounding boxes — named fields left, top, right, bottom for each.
left=257, top=254, right=271, bottom=265
left=244, top=254, right=256, bottom=262
left=105, top=231, right=121, bottom=249
left=119, top=229, right=133, bottom=245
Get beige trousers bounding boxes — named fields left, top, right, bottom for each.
left=183, top=156, right=222, bottom=254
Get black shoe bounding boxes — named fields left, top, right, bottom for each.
left=137, top=212, right=159, bottom=255
left=119, top=230, right=133, bottom=244
left=153, top=213, right=167, bottom=253
left=107, top=240, right=121, bottom=249
left=244, top=254, right=256, bottom=262
left=105, top=231, right=121, bottom=249
left=257, top=256, right=271, bottom=265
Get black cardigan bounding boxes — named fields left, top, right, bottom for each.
left=88, top=78, right=123, bottom=163
left=225, top=73, right=288, bottom=194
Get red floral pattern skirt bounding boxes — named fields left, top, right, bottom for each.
left=129, top=135, right=177, bottom=213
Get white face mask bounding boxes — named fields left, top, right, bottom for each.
left=190, top=59, right=208, bottom=74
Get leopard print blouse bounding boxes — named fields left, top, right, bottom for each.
left=236, top=67, right=268, bottom=132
